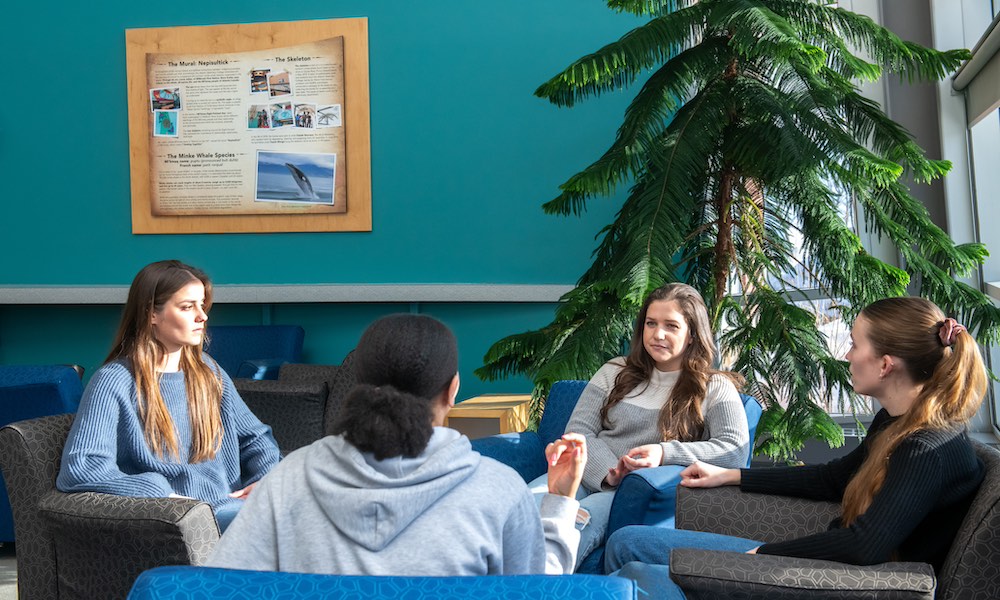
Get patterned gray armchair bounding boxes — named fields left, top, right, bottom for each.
left=234, top=351, right=356, bottom=454
left=669, top=441, right=1000, bottom=600
left=0, top=414, right=220, bottom=600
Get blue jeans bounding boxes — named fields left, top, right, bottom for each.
left=605, top=525, right=762, bottom=600
left=213, top=501, right=242, bottom=533
left=528, top=475, right=616, bottom=569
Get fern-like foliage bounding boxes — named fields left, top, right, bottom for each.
left=475, top=0, right=995, bottom=459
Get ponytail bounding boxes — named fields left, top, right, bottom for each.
left=841, top=300, right=986, bottom=525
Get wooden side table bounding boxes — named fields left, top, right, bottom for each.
left=444, top=394, right=531, bottom=440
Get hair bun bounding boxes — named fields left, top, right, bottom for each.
left=332, top=383, right=434, bottom=460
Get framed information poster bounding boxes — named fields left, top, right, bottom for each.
left=125, top=18, right=371, bottom=233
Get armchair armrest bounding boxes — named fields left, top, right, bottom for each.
left=38, top=490, right=220, bottom=599
left=675, top=485, right=840, bottom=543
left=670, top=548, right=935, bottom=600
left=471, top=432, right=547, bottom=483
left=608, top=465, right=685, bottom=535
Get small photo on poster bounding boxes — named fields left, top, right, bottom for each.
left=255, top=150, right=336, bottom=205
left=316, top=104, right=342, bottom=128
left=270, top=102, right=293, bottom=128
left=150, top=87, right=182, bottom=111
left=250, top=68, right=270, bottom=94
left=248, top=105, right=271, bottom=129
left=268, top=71, right=292, bottom=98
left=153, top=110, right=179, bottom=137
left=294, top=103, right=316, bottom=129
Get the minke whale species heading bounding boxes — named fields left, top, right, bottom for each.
left=284, top=163, right=319, bottom=199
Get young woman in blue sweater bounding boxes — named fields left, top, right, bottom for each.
left=605, top=296, right=988, bottom=599
left=57, top=260, right=280, bottom=531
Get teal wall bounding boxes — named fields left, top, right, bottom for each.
left=0, top=1, right=640, bottom=397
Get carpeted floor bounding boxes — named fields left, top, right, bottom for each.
left=0, top=544, right=16, bottom=600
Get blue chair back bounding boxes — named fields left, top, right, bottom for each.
left=537, top=380, right=588, bottom=446
left=741, top=393, right=763, bottom=464
left=0, top=365, right=83, bottom=541
left=127, top=566, right=637, bottom=600
left=205, top=325, right=304, bottom=380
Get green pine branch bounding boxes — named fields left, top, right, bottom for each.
left=480, top=0, right=987, bottom=459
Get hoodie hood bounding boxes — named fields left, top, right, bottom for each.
left=303, top=427, right=478, bottom=551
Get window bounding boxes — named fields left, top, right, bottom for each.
left=935, top=0, right=1000, bottom=438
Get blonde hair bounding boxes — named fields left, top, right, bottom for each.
left=106, top=260, right=223, bottom=461
left=601, top=283, right=743, bottom=441
left=840, top=297, right=986, bottom=525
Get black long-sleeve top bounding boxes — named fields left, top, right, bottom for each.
left=742, top=409, right=984, bottom=572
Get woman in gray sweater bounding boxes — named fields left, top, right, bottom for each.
left=209, top=314, right=587, bottom=575
left=554, top=283, right=750, bottom=567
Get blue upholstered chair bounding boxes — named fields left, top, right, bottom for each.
left=470, top=379, right=762, bottom=573
left=127, top=566, right=638, bottom=600
left=0, top=365, right=83, bottom=542
left=470, top=380, right=589, bottom=482
left=204, top=325, right=305, bottom=380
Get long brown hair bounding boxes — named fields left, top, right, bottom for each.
left=106, top=260, right=224, bottom=462
left=840, top=297, right=987, bottom=525
left=600, top=283, right=741, bottom=441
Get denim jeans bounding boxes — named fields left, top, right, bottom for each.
left=528, top=474, right=616, bottom=569
left=214, top=501, right=242, bottom=533
left=605, top=525, right=762, bottom=600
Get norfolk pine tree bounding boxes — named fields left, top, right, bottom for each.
left=476, top=0, right=1000, bottom=461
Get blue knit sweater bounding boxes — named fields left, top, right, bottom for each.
left=56, top=358, right=280, bottom=515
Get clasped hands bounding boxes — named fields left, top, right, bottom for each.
left=604, top=443, right=664, bottom=487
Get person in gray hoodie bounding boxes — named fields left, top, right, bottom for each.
left=207, top=313, right=586, bottom=575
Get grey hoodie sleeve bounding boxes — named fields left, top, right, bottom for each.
left=499, top=489, right=549, bottom=574
left=206, top=477, right=279, bottom=571
left=499, top=489, right=580, bottom=575
left=539, top=493, right=581, bottom=574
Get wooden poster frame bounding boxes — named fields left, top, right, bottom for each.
left=125, top=18, right=371, bottom=234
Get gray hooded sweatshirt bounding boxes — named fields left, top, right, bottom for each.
left=207, top=427, right=580, bottom=575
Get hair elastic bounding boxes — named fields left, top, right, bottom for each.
left=938, top=318, right=966, bottom=347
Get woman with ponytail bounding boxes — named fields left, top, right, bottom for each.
left=57, top=260, right=280, bottom=531
left=557, top=283, right=750, bottom=565
left=208, top=313, right=588, bottom=575
left=604, top=297, right=988, bottom=600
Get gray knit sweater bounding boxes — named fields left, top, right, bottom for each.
left=566, top=359, right=750, bottom=491
left=207, top=427, right=581, bottom=575
left=56, top=358, right=280, bottom=515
